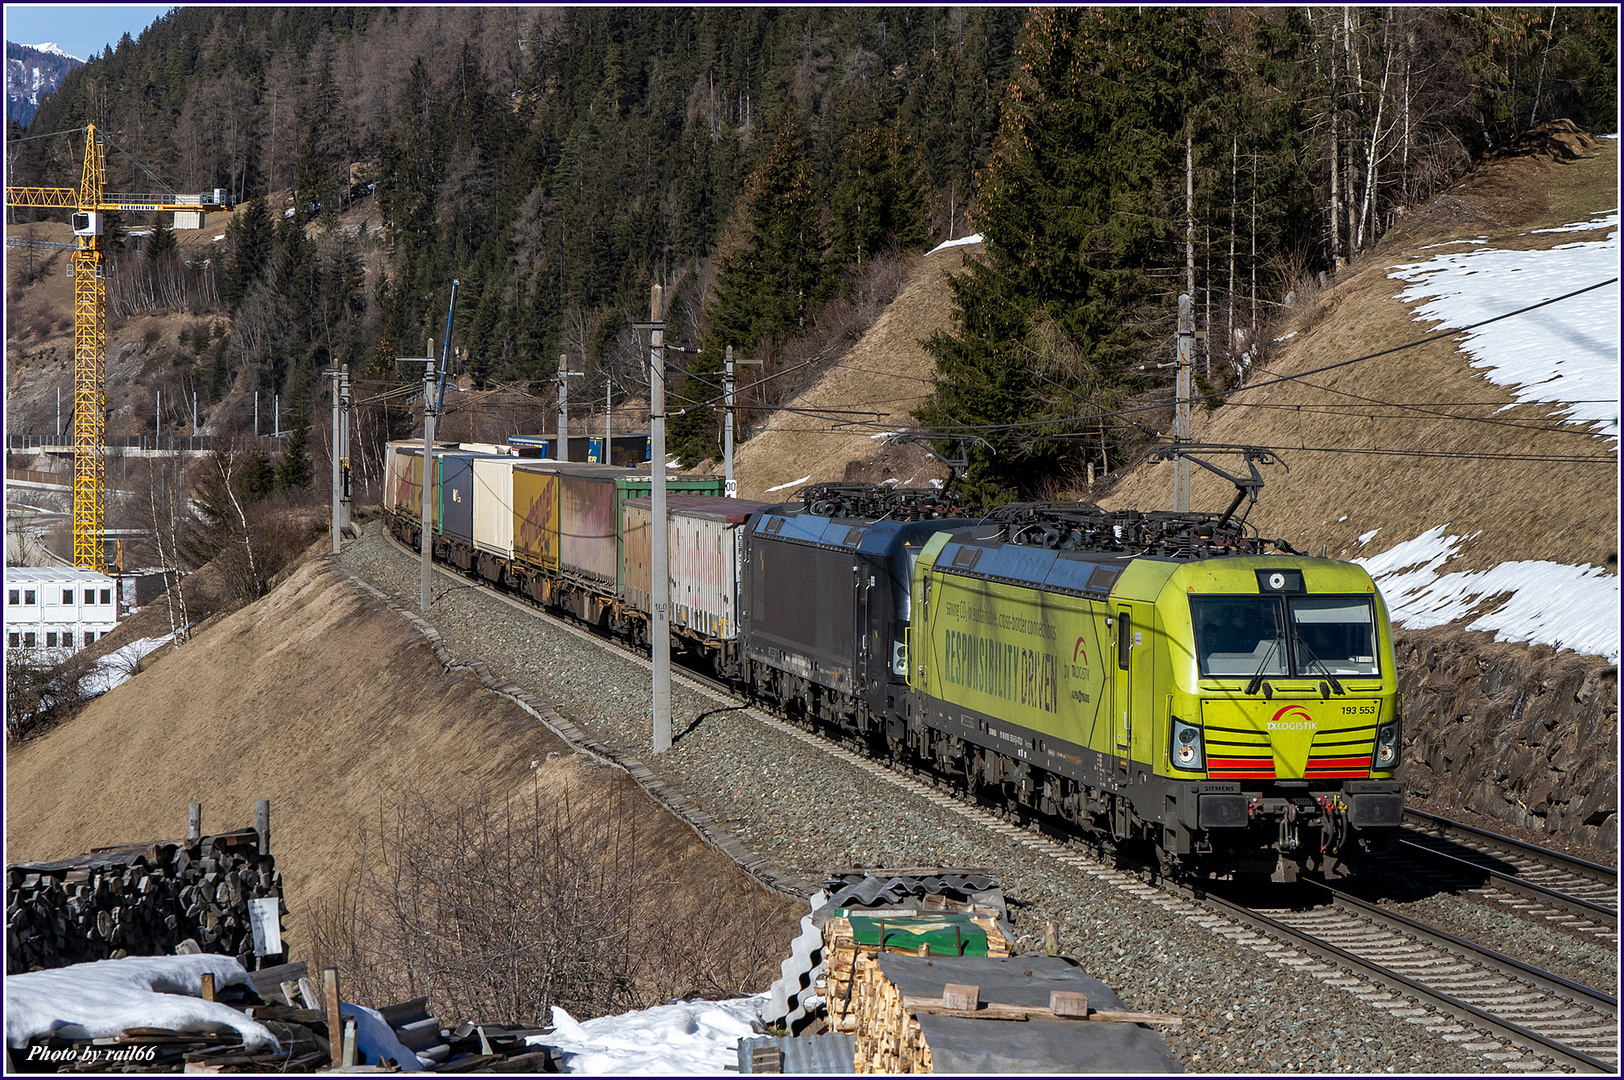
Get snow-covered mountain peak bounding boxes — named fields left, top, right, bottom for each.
left=23, top=41, right=84, bottom=63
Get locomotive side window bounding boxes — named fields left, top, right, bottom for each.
left=1190, top=597, right=1288, bottom=677
left=1288, top=597, right=1379, bottom=676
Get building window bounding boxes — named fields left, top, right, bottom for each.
left=46, top=632, right=58, bottom=647
left=101, top=589, right=112, bottom=605
left=84, top=589, right=94, bottom=604
left=63, top=589, right=74, bottom=605
left=7, top=633, right=17, bottom=648
left=84, top=632, right=95, bottom=645
left=25, top=590, right=36, bottom=605
left=24, top=633, right=36, bottom=647
left=7, top=589, right=17, bottom=605
left=62, top=632, right=73, bottom=648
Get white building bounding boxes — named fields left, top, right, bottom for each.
left=5, top=566, right=120, bottom=663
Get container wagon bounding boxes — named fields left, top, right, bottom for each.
left=621, top=494, right=766, bottom=675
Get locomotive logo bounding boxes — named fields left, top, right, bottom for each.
left=1267, top=705, right=1317, bottom=732
left=1072, top=637, right=1088, bottom=664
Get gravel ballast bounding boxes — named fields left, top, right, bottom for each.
left=338, top=522, right=1582, bottom=1073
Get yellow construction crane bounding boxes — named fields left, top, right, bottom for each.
left=6, top=123, right=232, bottom=569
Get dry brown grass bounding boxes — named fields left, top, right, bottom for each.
left=1105, top=138, right=1618, bottom=573
left=729, top=243, right=979, bottom=501
left=3, top=555, right=803, bottom=983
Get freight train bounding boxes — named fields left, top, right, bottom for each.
left=382, top=443, right=1403, bottom=881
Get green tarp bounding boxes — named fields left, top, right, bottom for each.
left=839, top=910, right=991, bottom=957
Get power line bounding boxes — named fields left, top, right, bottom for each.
left=884, top=276, right=1621, bottom=437
left=1231, top=365, right=1612, bottom=436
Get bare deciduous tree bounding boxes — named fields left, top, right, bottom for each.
left=305, top=780, right=793, bottom=1026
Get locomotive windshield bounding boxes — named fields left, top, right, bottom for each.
left=1191, top=597, right=1288, bottom=677
left=1190, top=595, right=1379, bottom=679
left=1287, top=597, right=1379, bottom=676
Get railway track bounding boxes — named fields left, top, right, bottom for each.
left=1206, top=881, right=1618, bottom=1073
left=1384, top=809, right=1620, bottom=944
left=375, top=530, right=1618, bottom=1072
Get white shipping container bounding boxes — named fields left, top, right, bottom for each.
left=623, top=496, right=762, bottom=642
left=472, top=456, right=518, bottom=558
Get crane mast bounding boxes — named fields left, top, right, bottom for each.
left=6, top=124, right=231, bottom=568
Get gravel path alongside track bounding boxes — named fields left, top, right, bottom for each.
left=337, top=524, right=1531, bottom=1073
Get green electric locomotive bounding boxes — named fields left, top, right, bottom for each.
left=903, top=483, right=1402, bottom=881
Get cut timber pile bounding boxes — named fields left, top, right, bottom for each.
left=822, top=898, right=1008, bottom=1035
left=849, top=953, right=932, bottom=1073
left=6, top=823, right=284, bottom=975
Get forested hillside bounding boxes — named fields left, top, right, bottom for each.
left=5, top=5, right=1615, bottom=495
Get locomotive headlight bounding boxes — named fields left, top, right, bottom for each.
left=1372, top=721, right=1400, bottom=769
left=1170, top=716, right=1205, bottom=771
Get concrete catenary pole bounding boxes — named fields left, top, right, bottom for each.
left=649, top=284, right=671, bottom=753
left=724, top=346, right=735, bottom=499
left=1174, top=293, right=1193, bottom=513
left=331, top=367, right=342, bottom=554
left=339, top=365, right=351, bottom=533
left=556, top=357, right=584, bottom=462
left=723, top=344, right=761, bottom=500
left=419, top=357, right=436, bottom=613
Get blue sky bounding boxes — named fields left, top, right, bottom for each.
left=4, top=5, right=175, bottom=63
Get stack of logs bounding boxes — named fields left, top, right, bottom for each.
left=6, top=803, right=285, bottom=975
left=848, top=952, right=931, bottom=1074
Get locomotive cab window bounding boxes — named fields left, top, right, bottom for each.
left=1191, top=595, right=1378, bottom=679
left=1190, top=596, right=1288, bottom=678
left=1288, top=597, right=1379, bottom=677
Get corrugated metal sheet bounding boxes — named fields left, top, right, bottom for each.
left=738, top=1034, right=856, bottom=1074
left=820, top=872, right=1003, bottom=910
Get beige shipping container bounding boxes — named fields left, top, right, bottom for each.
left=472, top=456, right=518, bottom=557
left=622, top=495, right=764, bottom=641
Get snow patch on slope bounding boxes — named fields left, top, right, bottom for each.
left=1356, top=527, right=1619, bottom=662
left=1387, top=219, right=1621, bottom=440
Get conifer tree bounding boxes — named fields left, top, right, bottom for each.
left=920, top=7, right=1222, bottom=503
left=222, top=194, right=274, bottom=309
left=275, top=402, right=313, bottom=492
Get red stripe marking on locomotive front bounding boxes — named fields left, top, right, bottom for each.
left=1307, top=756, right=1374, bottom=768
left=1306, top=769, right=1371, bottom=778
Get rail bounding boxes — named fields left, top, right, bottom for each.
left=1195, top=883, right=1616, bottom=1073
left=1403, top=808, right=1617, bottom=887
